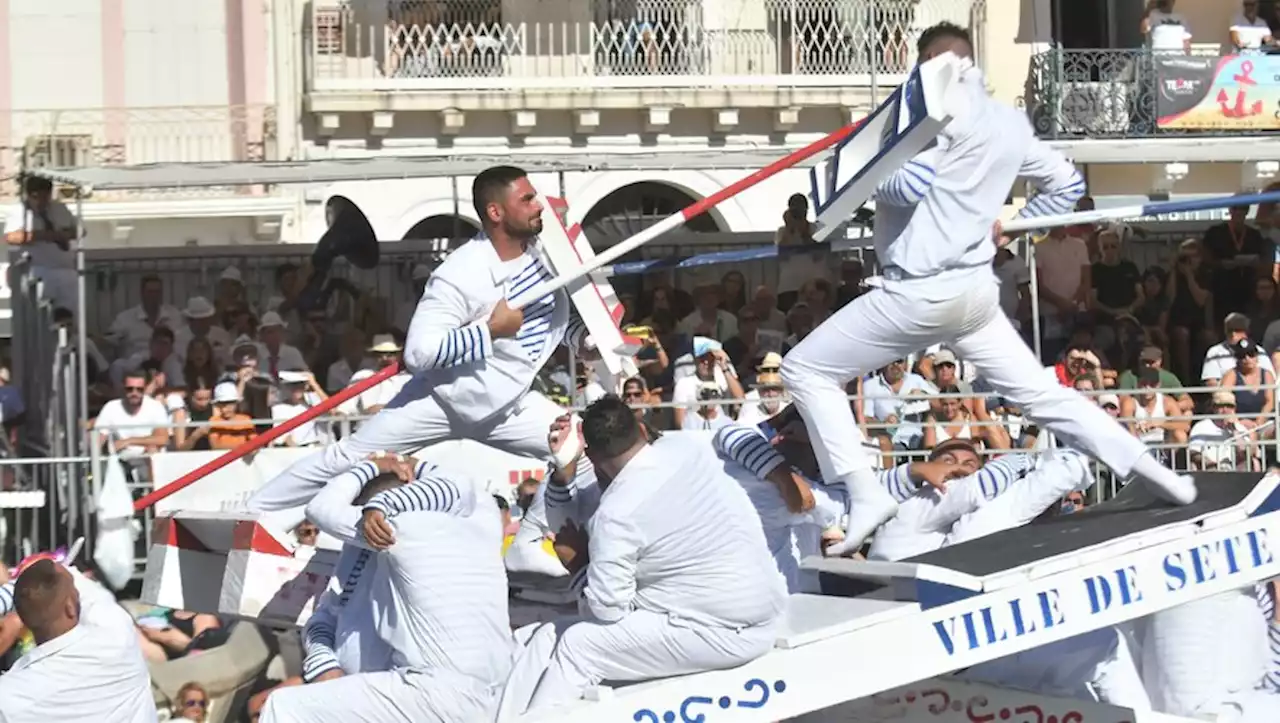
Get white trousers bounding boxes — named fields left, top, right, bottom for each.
left=526, top=610, right=778, bottom=712
left=246, top=379, right=562, bottom=530
left=260, top=667, right=498, bottom=723
left=781, top=270, right=1149, bottom=487
left=961, top=626, right=1151, bottom=710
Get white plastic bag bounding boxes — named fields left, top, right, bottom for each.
left=93, top=454, right=137, bottom=590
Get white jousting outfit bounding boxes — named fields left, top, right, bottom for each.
left=0, top=569, right=157, bottom=723
left=525, top=433, right=788, bottom=712
left=246, top=236, right=588, bottom=533
left=780, top=60, right=1194, bottom=556
left=262, top=460, right=514, bottom=723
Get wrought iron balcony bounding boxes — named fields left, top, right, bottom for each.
left=1025, top=47, right=1280, bottom=139
left=307, top=0, right=984, bottom=103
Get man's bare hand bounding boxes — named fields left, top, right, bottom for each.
left=487, top=299, right=524, bottom=339
left=367, top=452, right=417, bottom=481
left=991, top=220, right=1014, bottom=249
left=915, top=460, right=967, bottom=492
left=361, top=509, right=396, bottom=550
left=767, top=467, right=815, bottom=514
left=553, top=519, right=590, bottom=573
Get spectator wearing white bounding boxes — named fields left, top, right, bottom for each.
left=1203, top=312, right=1275, bottom=385
left=393, top=264, right=433, bottom=333
left=174, top=296, right=232, bottom=368
left=1034, top=225, right=1091, bottom=359
left=863, top=358, right=937, bottom=451
left=213, top=265, right=246, bottom=320
left=105, top=274, right=185, bottom=360
left=272, top=371, right=332, bottom=447
left=775, top=193, right=836, bottom=303
left=994, top=246, right=1032, bottom=331
left=671, top=337, right=745, bottom=428
left=681, top=381, right=735, bottom=432
left=748, top=285, right=788, bottom=333
left=338, top=334, right=411, bottom=418
left=1119, top=367, right=1189, bottom=449
left=1232, top=0, right=1272, bottom=52
left=326, top=328, right=371, bottom=393
left=110, top=326, right=186, bottom=392
left=0, top=559, right=157, bottom=723
left=2, top=176, right=78, bottom=312
left=678, top=284, right=738, bottom=341
left=1141, top=0, right=1192, bottom=53
left=1188, top=390, right=1258, bottom=471
left=256, top=311, right=308, bottom=379
left=94, top=368, right=170, bottom=458
left=736, top=370, right=788, bottom=428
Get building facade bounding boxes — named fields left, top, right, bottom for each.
left=0, top=0, right=1272, bottom=250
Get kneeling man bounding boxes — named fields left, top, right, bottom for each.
left=526, top=395, right=787, bottom=712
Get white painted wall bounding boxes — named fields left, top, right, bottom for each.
left=122, top=0, right=231, bottom=108
left=9, top=0, right=104, bottom=110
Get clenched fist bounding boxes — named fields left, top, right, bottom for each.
left=487, top=299, right=524, bottom=339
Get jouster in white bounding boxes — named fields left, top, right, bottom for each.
left=299, top=544, right=391, bottom=682
left=0, top=561, right=157, bottom=723
left=780, top=22, right=1197, bottom=558
left=262, top=458, right=514, bottom=723
left=524, top=398, right=787, bottom=713
left=247, top=166, right=590, bottom=538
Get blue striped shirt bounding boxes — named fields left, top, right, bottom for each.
left=507, top=254, right=559, bottom=364
left=0, top=582, right=12, bottom=616
left=361, top=460, right=468, bottom=519
left=1257, top=583, right=1280, bottom=692
left=876, top=158, right=939, bottom=207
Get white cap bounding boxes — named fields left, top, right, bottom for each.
left=182, top=296, right=216, bottom=319
left=1098, top=393, right=1120, bottom=408
left=368, top=334, right=402, bottom=353
left=219, top=266, right=243, bottom=283
left=411, top=264, right=432, bottom=281
left=213, top=382, right=240, bottom=403
left=277, top=370, right=310, bottom=384
left=259, top=311, right=286, bottom=330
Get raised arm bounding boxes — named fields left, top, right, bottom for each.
left=1013, top=138, right=1087, bottom=222
left=916, top=453, right=1036, bottom=534
left=403, top=275, right=494, bottom=374
left=306, top=462, right=380, bottom=548
left=361, top=461, right=473, bottom=519
left=872, top=141, right=950, bottom=207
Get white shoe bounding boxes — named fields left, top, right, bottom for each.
left=1145, top=473, right=1198, bottom=507
left=826, top=474, right=899, bottom=557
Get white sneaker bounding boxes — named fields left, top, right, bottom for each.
left=1145, top=474, right=1198, bottom=507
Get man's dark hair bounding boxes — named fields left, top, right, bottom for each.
left=140, top=274, right=162, bottom=289
left=123, top=367, right=148, bottom=384
left=22, top=176, right=53, bottom=195
left=472, top=166, right=528, bottom=225
left=354, top=471, right=404, bottom=506
left=14, top=559, right=66, bottom=633
left=916, top=22, right=972, bottom=56
left=492, top=494, right=510, bottom=511
left=151, top=326, right=175, bottom=343
left=929, top=437, right=979, bottom=461
left=582, top=394, right=643, bottom=459
left=275, top=263, right=299, bottom=284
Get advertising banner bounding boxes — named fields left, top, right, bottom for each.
left=1156, top=54, right=1280, bottom=130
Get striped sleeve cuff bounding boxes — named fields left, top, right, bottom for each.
left=1015, top=173, right=1086, bottom=219
left=714, top=425, right=785, bottom=478
left=545, top=478, right=576, bottom=507
left=364, top=473, right=462, bottom=517
left=0, top=582, right=12, bottom=616
left=1266, top=619, right=1280, bottom=692
left=430, top=321, right=493, bottom=369
left=878, top=464, right=919, bottom=503
left=977, top=454, right=1033, bottom=500
left=875, top=161, right=936, bottom=206
left=565, top=315, right=590, bottom=350
left=302, top=649, right=341, bottom=683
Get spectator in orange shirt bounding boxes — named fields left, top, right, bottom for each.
left=207, top=381, right=256, bottom=450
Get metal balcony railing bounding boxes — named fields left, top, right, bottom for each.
left=307, top=0, right=984, bottom=90
left=1025, top=47, right=1280, bottom=139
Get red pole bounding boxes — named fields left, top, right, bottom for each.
left=133, top=363, right=403, bottom=511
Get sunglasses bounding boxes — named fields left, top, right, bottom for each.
left=124, top=385, right=145, bottom=392
left=183, top=699, right=207, bottom=708
left=1214, top=403, right=1237, bottom=409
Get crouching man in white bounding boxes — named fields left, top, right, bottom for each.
left=261, top=455, right=514, bottom=723
left=0, top=559, right=156, bottom=722
left=524, top=396, right=788, bottom=713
